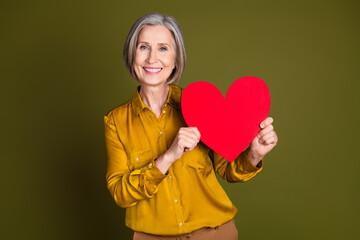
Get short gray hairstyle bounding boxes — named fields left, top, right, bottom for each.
left=123, top=13, right=186, bottom=84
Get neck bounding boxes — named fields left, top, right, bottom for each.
left=139, top=84, right=170, bottom=118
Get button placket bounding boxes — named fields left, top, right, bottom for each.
left=167, top=171, right=183, bottom=229
left=157, top=102, right=184, bottom=229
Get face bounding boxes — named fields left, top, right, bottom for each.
left=134, top=25, right=176, bottom=87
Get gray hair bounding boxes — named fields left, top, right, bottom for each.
left=123, top=13, right=186, bottom=84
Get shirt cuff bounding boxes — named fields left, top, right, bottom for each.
left=243, top=153, right=263, bottom=172
left=143, top=158, right=167, bottom=185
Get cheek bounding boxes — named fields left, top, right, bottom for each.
left=164, top=55, right=176, bottom=68
left=133, top=58, right=141, bottom=67
left=133, top=57, right=144, bottom=76
left=134, top=52, right=146, bottom=66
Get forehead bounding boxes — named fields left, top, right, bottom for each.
left=138, top=25, right=174, bottom=45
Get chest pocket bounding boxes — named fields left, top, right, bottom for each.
left=127, top=148, right=154, bottom=171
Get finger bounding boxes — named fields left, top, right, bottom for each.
left=260, top=117, right=274, bottom=128
left=257, top=124, right=274, bottom=138
left=179, top=128, right=200, bottom=142
left=180, top=127, right=201, bottom=138
left=259, top=131, right=274, bottom=143
left=183, top=127, right=201, bottom=142
left=178, top=139, right=194, bottom=152
left=180, top=131, right=200, bottom=150
left=263, top=136, right=277, bottom=145
left=260, top=132, right=278, bottom=145
left=183, top=143, right=197, bottom=153
left=192, top=127, right=201, bottom=139
left=185, top=144, right=197, bottom=152
left=178, top=136, right=198, bottom=150
left=178, top=135, right=198, bottom=149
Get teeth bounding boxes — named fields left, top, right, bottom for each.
left=144, top=68, right=162, bottom=73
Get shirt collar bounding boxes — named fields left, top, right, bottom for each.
left=132, top=84, right=182, bottom=117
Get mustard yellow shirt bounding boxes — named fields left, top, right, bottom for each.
left=104, top=84, right=263, bottom=235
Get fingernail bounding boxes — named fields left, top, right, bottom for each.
left=260, top=123, right=264, bottom=128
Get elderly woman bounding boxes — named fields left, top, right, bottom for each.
left=104, top=13, right=278, bottom=240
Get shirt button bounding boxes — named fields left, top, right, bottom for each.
left=169, top=175, right=172, bottom=179
left=164, top=104, right=167, bottom=107
left=160, top=131, right=163, bottom=135
left=174, top=199, right=178, bottom=203
left=149, top=163, right=153, bottom=167
left=136, top=157, right=139, bottom=161
left=179, top=222, right=183, bottom=226
left=163, top=110, right=166, bottom=114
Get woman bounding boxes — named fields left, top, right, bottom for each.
left=104, top=13, right=278, bottom=240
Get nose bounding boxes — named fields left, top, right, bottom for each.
left=146, top=48, right=158, bottom=64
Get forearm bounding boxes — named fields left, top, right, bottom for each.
left=155, top=152, right=174, bottom=175
left=245, top=148, right=263, bottom=168
left=107, top=160, right=166, bottom=208
left=213, top=149, right=263, bottom=183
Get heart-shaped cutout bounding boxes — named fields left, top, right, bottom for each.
left=181, top=76, right=271, bottom=162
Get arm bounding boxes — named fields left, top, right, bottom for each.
left=211, top=148, right=263, bottom=183
left=104, top=114, right=167, bottom=208
left=211, top=117, right=278, bottom=183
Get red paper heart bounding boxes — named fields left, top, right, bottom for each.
left=181, top=76, right=271, bottom=162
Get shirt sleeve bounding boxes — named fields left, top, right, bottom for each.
left=210, top=149, right=263, bottom=183
left=104, top=113, right=167, bottom=208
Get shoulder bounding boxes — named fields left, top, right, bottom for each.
left=168, top=84, right=183, bottom=108
left=104, top=97, right=136, bottom=131
left=170, top=84, right=183, bottom=94
left=105, top=98, right=133, bottom=118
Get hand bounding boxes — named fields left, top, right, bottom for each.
left=247, top=117, right=278, bottom=165
left=166, top=127, right=201, bottom=162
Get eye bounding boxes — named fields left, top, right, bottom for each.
left=139, top=45, right=148, bottom=50
left=160, top=47, right=167, bottom=51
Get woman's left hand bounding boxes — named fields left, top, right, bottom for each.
left=247, top=117, right=278, bottom=165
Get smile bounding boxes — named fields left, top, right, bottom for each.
left=144, top=67, right=162, bottom=73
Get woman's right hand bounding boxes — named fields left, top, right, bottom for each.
left=155, top=127, right=201, bottom=174
left=166, top=127, right=201, bottom=162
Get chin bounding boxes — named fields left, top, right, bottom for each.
left=139, top=79, right=168, bottom=87
left=138, top=75, right=168, bottom=84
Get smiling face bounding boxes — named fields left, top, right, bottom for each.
left=134, top=25, right=176, bottom=87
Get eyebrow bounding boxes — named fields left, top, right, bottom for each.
left=138, top=41, right=171, bottom=46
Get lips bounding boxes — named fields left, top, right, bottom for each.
left=144, top=67, right=162, bottom=73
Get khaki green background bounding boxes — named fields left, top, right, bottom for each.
left=1, top=0, right=359, bottom=239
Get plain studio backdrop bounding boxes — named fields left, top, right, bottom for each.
left=1, top=0, right=359, bottom=239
